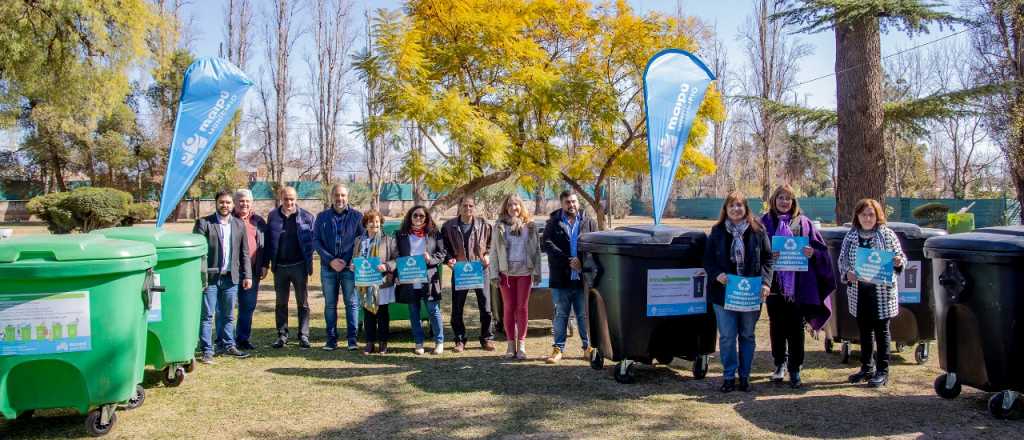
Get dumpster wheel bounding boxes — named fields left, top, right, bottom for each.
left=693, top=355, right=710, bottom=379
left=85, top=406, right=116, bottom=437
left=123, top=385, right=145, bottom=410
left=988, top=391, right=1022, bottom=420
left=914, top=343, right=930, bottom=364
left=589, top=348, right=604, bottom=370
left=162, top=366, right=186, bottom=387
left=614, top=360, right=636, bottom=384
left=934, top=373, right=961, bottom=399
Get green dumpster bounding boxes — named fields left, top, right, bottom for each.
left=0, top=235, right=157, bottom=436
left=93, top=227, right=207, bottom=388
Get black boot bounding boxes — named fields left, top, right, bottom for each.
left=720, top=378, right=736, bottom=393
left=789, top=369, right=802, bottom=389
left=848, top=365, right=875, bottom=384
left=738, top=377, right=752, bottom=392
left=869, top=370, right=889, bottom=387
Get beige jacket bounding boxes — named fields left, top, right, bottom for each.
left=489, top=220, right=542, bottom=282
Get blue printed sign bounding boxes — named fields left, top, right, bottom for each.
left=156, top=57, right=254, bottom=227
left=353, top=256, right=384, bottom=287
left=724, top=275, right=762, bottom=312
left=452, top=261, right=485, bottom=291
left=396, top=255, right=428, bottom=284
left=855, top=247, right=895, bottom=286
left=0, top=291, right=92, bottom=356
left=643, top=49, right=715, bottom=224
left=772, top=236, right=809, bottom=272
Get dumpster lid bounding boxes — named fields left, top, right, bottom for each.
left=93, top=226, right=205, bottom=250
left=924, top=225, right=1024, bottom=257
left=0, top=235, right=157, bottom=264
left=819, top=222, right=943, bottom=240
left=580, top=224, right=704, bottom=245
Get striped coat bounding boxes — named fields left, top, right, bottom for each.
left=836, top=225, right=905, bottom=320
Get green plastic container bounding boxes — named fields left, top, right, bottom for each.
left=0, top=235, right=156, bottom=435
left=93, top=227, right=207, bottom=387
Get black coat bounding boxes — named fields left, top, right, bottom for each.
left=194, top=214, right=251, bottom=285
left=388, top=230, right=448, bottom=303
left=541, top=209, right=597, bottom=289
left=702, top=222, right=774, bottom=307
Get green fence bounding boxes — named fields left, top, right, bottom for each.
left=645, top=197, right=1013, bottom=227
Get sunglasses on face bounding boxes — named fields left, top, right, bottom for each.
left=412, top=213, right=426, bottom=219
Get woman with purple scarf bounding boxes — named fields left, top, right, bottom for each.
left=761, top=185, right=836, bottom=388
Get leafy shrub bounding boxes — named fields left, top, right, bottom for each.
left=26, top=192, right=75, bottom=233
left=123, top=202, right=156, bottom=226
left=912, top=202, right=949, bottom=228
left=27, top=187, right=139, bottom=233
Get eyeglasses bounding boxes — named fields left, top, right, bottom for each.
left=412, top=213, right=426, bottom=219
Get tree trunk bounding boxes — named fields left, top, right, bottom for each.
left=430, top=169, right=513, bottom=215
left=834, top=17, right=886, bottom=223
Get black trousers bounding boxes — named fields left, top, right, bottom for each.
left=856, top=287, right=891, bottom=372
left=274, top=263, right=310, bottom=340
left=451, top=288, right=493, bottom=343
left=766, top=294, right=805, bottom=373
left=365, top=304, right=390, bottom=343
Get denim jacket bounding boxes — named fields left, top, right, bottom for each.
left=314, top=206, right=365, bottom=271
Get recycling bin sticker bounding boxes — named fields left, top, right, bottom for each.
left=898, top=260, right=922, bottom=304
left=855, top=247, right=895, bottom=286
left=148, top=273, right=162, bottom=322
left=534, top=254, right=550, bottom=288
left=353, top=256, right=384, bottom=287
left=724, top=275, right=763, bottom=312
left=452, top=261, right=485, bottom=291
left=646, top=268, right=707, bottom=316
left=0, top=291, right=92, bottom=355
left=396, top=255, right=428, bottom=284
left=771, top=236, right=809, bottom=272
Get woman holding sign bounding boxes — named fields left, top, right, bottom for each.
left=349, top=210, right=395, bottom=355
left=704, top=191, right=774, bottom=393
left=389, top=206, right=448, bottom=355
left=837, top=198, right=905, bottom=388
left=761, top=185, right=835, bottom=389
left=490, top=194, right=542, bottom=360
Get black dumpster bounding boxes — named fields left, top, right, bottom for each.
left=924, top=226, right=1024, bottom=419
left=579, top=225, right=715, bottom=384
left=819, top=222, right=945, bottom=365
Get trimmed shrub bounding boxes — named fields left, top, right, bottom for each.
left=123, top=202, right=156, bottom=226
left=27, top=187, right=138, bottom=233
left=26, top=192, right=75, bottom=234
left=912, top=202, right=950, bottom=228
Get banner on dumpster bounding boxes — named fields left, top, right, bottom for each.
left=724, top=275, right=762, bottom=312
left=647, top=268, right=707, bottom=316
left=643, top=49, right=715, bottom=224
left=353, top=256, right=384, bottom=287
left=396, top=255, right=428, bottom=284
left=0, top=291, right=92, bottom=356
left=855, top=247, right=895, bottom=286
left=148, top=274, right=162, bottom=322
left=772, top=236, right=809, bottom=272
left=452, top=261, right=485, bottom=291
left=156, top=57, right=254, bottom=227
left=899, top=260, right=922, bottom=303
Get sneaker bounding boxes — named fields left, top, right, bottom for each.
left=868, top=371, right=889, bottom=388
left=347, top=344, right=359, bottom=351
left=790, top=370, right=803, bottom=389
left=299, top=338, right=311, bottom=349
left=771, top=362, right=786, bottom=382
left=481, top=340, right=496, bottom=352
left=453, top=342, right=466, bottom=353
left=363, top=343, right=376, bottom=355
left=545, top=347, right=563, bottom=364
left=848, top=366, right=876, bottom=384
left=515, top=346, right=528, bottom=360
left=414, top=344, right=425, bottom=355
left=583, top=346, right=595, bottom=360
left=237, top=340, right=256, bottom=351
left=271, top=338, right=287, bottom=349
left=738, top=377, right=752, bottom=392
left=199, top=353, right=215, bottom=365
left=225, top=347, right=250, bottom=359
left=378, top=342, right=389, bottom=355
left=720, top=379, right=736, bottom=393
left=322, top=343, right=337, bottom=351
left=432, top=344, right=444, bottom=355
left=504, top=342, right=516, bottom=359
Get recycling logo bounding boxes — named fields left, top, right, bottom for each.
left=784, top=238, right=798, bottom=250
left=405, top=257, right=418, bottom=267
left=360, top=259, right=372, bottom=270
left=868, top=251, right=882, bottom=264
left=737, top=278, right=751, bottom=292
left=462, top=263, right=475, bottom=273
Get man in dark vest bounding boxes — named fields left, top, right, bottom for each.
left=266, top=186, right=316, bottom=349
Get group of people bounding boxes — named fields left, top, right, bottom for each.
left=705, top=185, right=906, bottom=392
left=191, top=182, right=907, bottom=394
left=191, top=184, right=595, bottom=364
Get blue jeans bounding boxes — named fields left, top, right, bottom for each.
left=321, top=269, right=357, bottom=347
left=713, top=304, right=760, bottom=380
left=236, top=278, right=260, bottom=344
left=552, top=287, right=589, bottom=350
left=409, top=299, right=443, bottom=345
left=200, top=274, right=239, bottom=355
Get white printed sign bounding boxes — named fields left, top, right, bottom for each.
left=647, top=268, right=707, bottom=316
left=0, top=291, right=92, bottom=355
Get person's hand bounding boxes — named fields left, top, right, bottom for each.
left=242, top=279, right=252, bottom=290
left=329, top=259, right=345, bottom=272
left=803, top=246, right=814, bottom=258
left=260, top=267, right=268, bottom=280
left=482, top=255, right=490, bottom=268
left=761, top=286, right=771, bottom=300
left=446, top=258, right=456, bottom=268
left=846, top=271, right=858, bottom=284
left=377, top=264, right=388, bottom=273
left=348, top=262, right=356, bottom=271
left=772, top=251, right=781, bottom=259
left=569, top=257, right=582, bottom=271
left=894, top=255, right=904, bottom=268
left=533, top=274, right=542, bottom=285
left=716, top=273, right=728, bottom=285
